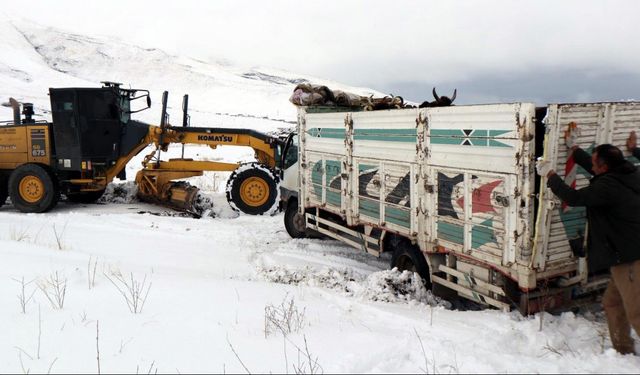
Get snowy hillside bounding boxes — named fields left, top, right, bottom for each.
left=1, top=16, right=639, bottom=374
left=0, top=16, right=384, bottom=178
left=0, top=17, right=381, bottom=129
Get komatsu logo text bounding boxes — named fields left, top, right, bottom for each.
left=197, top=135, right=233, bottom=142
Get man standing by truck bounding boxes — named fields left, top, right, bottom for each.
left=536, top=127, right=640, bottom=355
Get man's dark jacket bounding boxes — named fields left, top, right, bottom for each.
left=547, top=148, right=640, bottom=271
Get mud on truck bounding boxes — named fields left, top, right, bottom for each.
left=278, top=87, right=640, bottom=314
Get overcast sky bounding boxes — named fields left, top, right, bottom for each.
left=3, top=0, right=639, bottom=104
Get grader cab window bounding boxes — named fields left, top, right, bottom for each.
left=119, top=96, right=131, bottom=123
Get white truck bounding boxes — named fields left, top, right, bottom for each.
left=279, top=101, right=640, bottom=314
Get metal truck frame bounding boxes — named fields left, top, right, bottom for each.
left=280, top=101, right=640, bottom=314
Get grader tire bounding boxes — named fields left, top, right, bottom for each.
left=226, top=163, right=279, bottom=215
left=9, top=164, right=60, bottom=213
left=66, top=189, right=106, bottom=204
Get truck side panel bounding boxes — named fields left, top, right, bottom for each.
left=301, top=112, right=349, bottom=217
left=350, top=109, right=419, bottom=236
left=424, top=104, right=536, bottom=272
left=301, top=103, right=536, bottom=274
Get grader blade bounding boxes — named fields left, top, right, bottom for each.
left=135, top=169, right=203, bottom=215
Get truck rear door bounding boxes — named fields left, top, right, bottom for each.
left=533, top=102, right=640, bottom=274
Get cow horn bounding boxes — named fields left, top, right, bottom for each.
left=450, top=89, right=457, bottom=103
left=432, top=87, right=440, bottom=102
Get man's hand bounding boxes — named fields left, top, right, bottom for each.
left=564, top=121, right=580, bottom=150
left=536, top=157, right=555, bottom=177
left=627, top=130, right=637, bottom=153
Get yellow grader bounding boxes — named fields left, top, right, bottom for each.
left=0, top=82, right=285, bottom=215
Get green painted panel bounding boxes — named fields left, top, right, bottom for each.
left=490, top=130, right=510, bottom=137
left=471, top=219, right=498, bottom=248
left=307, top=127, right=417, bottom=142
left=327, top=191, right=341, bottom=207
left=311, top=163, right=323, bottom=199
left=307, top=128, right=344, bottom=139
left=558, top=207, right=587, bottom=239
left=359, top=201, right=410, bottom=228
left=430, top=137, right=462, bottom=145
left=430, top=129, right=512, bottom=148
left=488, top=139, right=510, bottom=148
left=437, top=219, right=499, bottom=249
left=359, top=199, right=380, bottom=219
left=438, top=222, right=464, bottom=245
left=354, top=128, right=416, bottom=143
left=431, top=129, right=510, bottom=137
left=310, top=159, right=342, bottom=203
left=325, top=160, right=342, bottom=181
left=359, top=164, right=377, bottom=172
left=385, top=205, right=411, bottom=228
left=431, top=129, right=461, bottom=137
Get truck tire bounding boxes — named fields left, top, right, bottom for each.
left=284, top=199, right=307, bottom=238
left=390, top=238, right=432, bottom=289
left=284, top=199, right=324, bottom=239
left=8, top=164, right=60, bottom=213
left=66, top=189, right=106, bottom=204
left=0, top=174, right=8, bottom=208
left=226, top=163, right=279, bottom=215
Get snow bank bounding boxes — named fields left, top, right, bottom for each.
left=99, top=181, right=139, bottom=204
left=255, top=266, right=450, bottom=307
left=191, top=191, right=239, bottom=219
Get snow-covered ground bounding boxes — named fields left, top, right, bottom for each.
left=1, top=195, right=639, bottom=374
left=1, top=14, right=640, bottom=374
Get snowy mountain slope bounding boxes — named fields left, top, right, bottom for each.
left=1, top=15, right=640, bottom=374
left=0, top=17, right=383, bottom=131
left=0, top=16, right=386, bottom=178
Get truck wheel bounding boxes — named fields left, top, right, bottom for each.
left=9, top=164, right=60, bottom=213
left=390, top=238, right=432, bottom=289
left=226, top=163, right=279, bottom=215
left=66, top=190, right=106, bottom=204
left=284, top=199, right=307, bottom=238
left=0, top=174, right=8, bottom=207
left=284, top=199, right=324, bottom=239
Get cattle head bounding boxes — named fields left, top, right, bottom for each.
left=419, top=87, right=457, bottom=108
